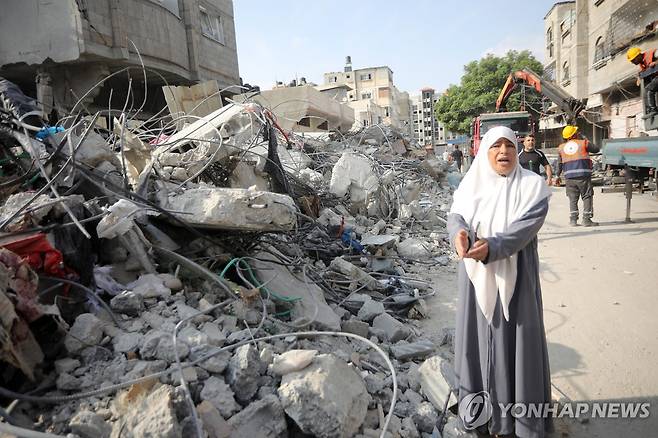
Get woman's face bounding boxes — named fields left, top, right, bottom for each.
left=487, top=137, right=517, bottom=176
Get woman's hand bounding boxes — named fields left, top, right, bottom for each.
left=455, top=229, right=469, bottom=258
left=465, top=239, right=489, bottom=262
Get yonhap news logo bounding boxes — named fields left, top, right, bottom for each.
left=459, top=390, right=651, bottom=427
left=459, top=391, right=493, bottom=430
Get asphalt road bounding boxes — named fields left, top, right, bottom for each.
left=422, top=185, right=658, bottom=438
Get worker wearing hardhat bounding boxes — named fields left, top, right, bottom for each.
left=627, top=47, right=658, bottom=115
left=556, top=125, right=600, bottom=227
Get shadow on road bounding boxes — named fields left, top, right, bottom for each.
left=539, top=226, right=658, bottom=242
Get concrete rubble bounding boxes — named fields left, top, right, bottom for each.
left=0, top=75, right=465, bottom=438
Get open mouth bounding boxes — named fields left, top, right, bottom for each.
left=497, top=157, right=510, bottom=163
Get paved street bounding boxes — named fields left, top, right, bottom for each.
left=539, top=185, right=658, bottom=437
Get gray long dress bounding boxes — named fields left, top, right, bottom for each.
left=447, top=198, right=553, bottom=438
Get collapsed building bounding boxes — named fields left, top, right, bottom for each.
left=0, top=56, right=475, bottom=438
left=0, top=0, right=241, bottom=123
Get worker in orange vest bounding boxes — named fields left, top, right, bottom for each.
left=556, top=125, right=600, bottom=227
left=627, top=47, right=658, bottom=115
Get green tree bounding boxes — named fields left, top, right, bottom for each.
left=434, top=50, right=544, bottom=134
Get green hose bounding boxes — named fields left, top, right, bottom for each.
left=218, top=257, right=302, bottom=303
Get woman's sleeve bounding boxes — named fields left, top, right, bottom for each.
left=484, top=198, right=549, bottom=264
left=447, top=213, right=470, bottom=252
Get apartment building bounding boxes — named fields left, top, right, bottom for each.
left=410, top=88, right=456, bottom=148
left=321, top=56, right=411, bottom=130
left=542, top=0, right=658, bottom=146
left=0, top=0, right=240, bottom=119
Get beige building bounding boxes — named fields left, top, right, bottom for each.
left=542, top=0, right=658, bottom=146
left=0, top=0, right=240, bottom=119
left=321, top=56, right=411, bottom=130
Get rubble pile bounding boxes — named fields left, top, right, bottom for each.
left=0, top=76, right=468, bottom=438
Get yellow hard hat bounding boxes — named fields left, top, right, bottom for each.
left=562, top=125, right=578, bottom=139
left=627, top=47, right=642, bottom=62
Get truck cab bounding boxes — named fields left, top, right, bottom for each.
left=471, top=111, right=533, bottom=154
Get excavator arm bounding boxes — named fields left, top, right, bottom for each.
left=495, top=68, right=586, bottom=123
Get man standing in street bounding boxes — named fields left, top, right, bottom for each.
left=556, top=125, right=600, bottom=227
left=451, top=144, right=464, bottom=172
left=518, top=134, right=553, bottom=182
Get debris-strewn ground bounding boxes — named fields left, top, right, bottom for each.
left=0, top=76, right=473, bottom=438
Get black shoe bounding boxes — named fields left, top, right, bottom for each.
left=570, top=218, right=578, bottom=226
left=582, top=218, right=599, bottom=227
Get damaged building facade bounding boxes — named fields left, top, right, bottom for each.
left=0, top=0, right=240, bottom=120
left=541, top=0, right=658, bottom=147
left=322, top=56, right=412, bottom=131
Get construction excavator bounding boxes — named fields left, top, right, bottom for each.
left=471, top=68, right=586, bottom=153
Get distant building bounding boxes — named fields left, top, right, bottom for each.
left=320, top=56, right=411, bottom=130
left=0, top=0, right=241, bottom=120
left=410, top=88, right=457, bottom=148
left=542, top=0, right=658, bottom=146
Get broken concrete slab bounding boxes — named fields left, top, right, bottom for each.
left=111, top=384, right=181, bottom=438
left=412, top=401, right=438, bottom=433
left=356, top=299, right=385, bottom=322
left=251, top=251, right=341, bottom=331
left=360, top=234, right=399, bottom=250
left=397, top=238, right=432, bottom=260
left=64, top=313, right=104, bottom=354
left=278, top=354, right=369, bottom=438
left=156, top=185, right=297, bottom=232
left=226, top=394, right=288, bottom=438
left=69, top=410, right=112, bottom=438
left=226, top=344, right=261, bottom=404
left=112, top=332, right=142, bottom=354
left=372, top=313, right=410, bottom=343
left=270, top=349, right=317, bottom=376
left=340, top=319, right=370, bottom=338
left=329, top=152, right=379, bottom=205
left=418, top=355, right=458, bottom=412
left=330, top=257, right=385, bottom=292
left=196, top=400, right=233, bottom=438
left=200, top=376, right=241, bottom=419
left=127, top=274, right=172, bottom=299
left=109, top=291, right=143, bottom=316
left=390, top=340, right=435, bottom=361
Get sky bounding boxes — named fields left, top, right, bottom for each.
left=233, top=0, right=559, bottom=96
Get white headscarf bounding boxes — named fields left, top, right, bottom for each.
left=450, top=126, right=551, bottom=323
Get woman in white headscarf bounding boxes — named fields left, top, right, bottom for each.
left=448, top=126, right=552, bottom=438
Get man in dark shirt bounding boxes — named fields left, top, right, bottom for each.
left=518, top=134, right=552, bottom=183
left=451, top=145, right=464, bottom=172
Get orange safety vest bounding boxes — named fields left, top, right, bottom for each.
left=558, top=139, right=592, bottom=179
left=639, top=49, right=656, bottom=72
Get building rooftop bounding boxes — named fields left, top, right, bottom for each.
left=544, top=1, right=575, bottom=19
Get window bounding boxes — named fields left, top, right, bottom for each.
left=593, top=36, right=606, bottom=65
left=360, top=73, right=372, bottom=81
left=560, top=10, right=574, bottom=36
left=546, top=27, right=554, bottom=58
left=562, top=61, right=570, bottom=83
left=346, top=74, right=351, bottom=79
left=384, top=107, right=390, bottom=117
left=297, top=117, right=310, bottom=127
left=317, top=121, right=328, bottom=131
left=361, top=92, right=372, bottom=99
left=200, top=7, right=225, bottom=44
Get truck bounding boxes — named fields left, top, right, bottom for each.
left=601, top=64, right=658, bottom=222
left=471, top=68, right=585, bottom=154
